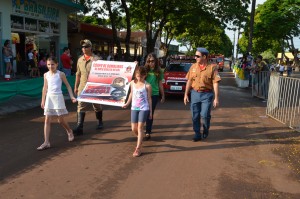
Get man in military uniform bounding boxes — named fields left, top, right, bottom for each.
left=73, top=39, right=103, bottom=136
left=184, top=47, right=221, bottom=141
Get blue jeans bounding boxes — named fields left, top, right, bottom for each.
left=287, top=68, right=292, bottom=77
left=62, top=68, right=71, bottom=76
left=146, top=95, right=159, bottom=134
left=190, top=90, right=214, bottom=139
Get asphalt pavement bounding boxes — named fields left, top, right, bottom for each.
left=1, top=68, right=300, bottom=198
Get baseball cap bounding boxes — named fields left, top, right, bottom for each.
left=80, top=39, right=92, bottom=47
left=196, top=47, right=209, bottom=54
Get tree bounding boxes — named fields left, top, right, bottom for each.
left=248, top=0, right=300, bottom=65
left=173, top=6, right=234, bottom=56
left=79, top=0, right=250, bottom=58
left=248, top=0, right=256, bottom=53
left=130, top=0, right=184, bottom=54
left=81, top=0, right=132, bottom=61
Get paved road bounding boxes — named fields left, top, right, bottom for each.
left=1, top=68, right=300, bottom=198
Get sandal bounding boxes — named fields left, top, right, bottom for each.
left=37, top=142, right=51, bottom=151
left=133, top=147, right=142, bottom=157
left=67, top=130, right=74, bottom=142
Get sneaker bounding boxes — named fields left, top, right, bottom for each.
left=145, top=133, right=151, bottom=141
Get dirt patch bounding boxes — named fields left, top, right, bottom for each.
left=270, top=131, right=300, bottom=182
left=218, top=173, right=300, bottom=199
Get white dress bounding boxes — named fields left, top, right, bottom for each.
left=44, top=70, right=68, bottom=116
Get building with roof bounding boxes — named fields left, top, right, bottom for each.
left=0, top=0, right=83, bottom=76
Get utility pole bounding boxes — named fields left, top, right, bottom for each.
left=236, top=27, right=241, bottom=60
left=232, top=28, right=236, bottom=62
left=247, top=0, right=256, bottom=54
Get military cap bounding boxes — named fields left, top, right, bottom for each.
left=196, top=47, right=209, bottom=54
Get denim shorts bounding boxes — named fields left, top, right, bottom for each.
left=131, top=110, right=149, bottom=123
left=4, top=57, right=11, bottom=63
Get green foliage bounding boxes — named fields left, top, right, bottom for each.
left=239, top=0, right=299, bottom=57
left=78, top=0, right=250, bottom=56
left=257, top=0, right=300, bottom=40
left=81, top=16, right=108, bottom=26
left=174, top=5, right=234, bottom=56
left=261, top=49, right=276, bottom=63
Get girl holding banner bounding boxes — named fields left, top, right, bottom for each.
left=123, top=66, right=152, bottom=157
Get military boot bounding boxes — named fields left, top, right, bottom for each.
left=95, top=111, right=103, bottom=129
left=73, top=112, right=85, bottom=136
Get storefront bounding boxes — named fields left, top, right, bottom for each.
left=68, top=22, right=115, bottom=61
left=0, top=0, right=82, bottom=76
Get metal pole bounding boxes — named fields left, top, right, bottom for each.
left=232, top=28, right=236, bottom=62
left=247, top=0, right=256, bottom=53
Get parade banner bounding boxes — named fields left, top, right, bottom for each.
left=77, top=60, right=136, bottom=107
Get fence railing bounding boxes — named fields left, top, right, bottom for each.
left=266, top=74, right=300, bottom=132
left=252, top=71, right=270, bottom=100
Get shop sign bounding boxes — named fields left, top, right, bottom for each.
left=12, top=0, right=59, bottom=21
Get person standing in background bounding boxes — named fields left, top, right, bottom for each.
left=277, top=60, right=285, bottom=76
left=107, top=51, right=113, bottom=61
left=60, top=47, right=73, bottom=76
left=287, top=61, right=293, bottom=77
left=256, top=55, right=268, bottom=72
left=38, top=56, right=48, bottom=76
left=2, top=40, right=13, bottom=78
left=28, top=49, right=39, bottom=77
left=144, top=53, right=165, bottom=140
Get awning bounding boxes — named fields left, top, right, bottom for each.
left=53, top=0, right=84, bottom=12
left=277, top=53, right=294, bottom=59
left=80, top=23, right=113, bottom=37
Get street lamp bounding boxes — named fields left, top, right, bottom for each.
left=232, top=28, right=236, bottom=62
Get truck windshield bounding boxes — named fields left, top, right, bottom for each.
left=217, top=57, right=224, bottom=62
left=166, top=63, right=192, bottom=72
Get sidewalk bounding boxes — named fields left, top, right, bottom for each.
left=0, top=95, right=41, bottom=115
left=0, top=94, right=70, bottom=115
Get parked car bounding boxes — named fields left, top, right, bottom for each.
left=208, top=54, right=224, bottom=71
left=162, top=59, right=194, bottom=95
left=216, top=56, right=224, bottom=71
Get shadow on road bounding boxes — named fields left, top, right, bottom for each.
left=1, top=67, right=298, bottom=186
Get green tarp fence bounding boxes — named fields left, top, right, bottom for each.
left=0, top=76, right=75, bottom=104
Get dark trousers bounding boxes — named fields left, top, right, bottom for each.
left=146, top=95, right=159, bottom=134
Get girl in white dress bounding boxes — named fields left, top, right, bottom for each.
left=123, top=66, right=152, bottom=157
left=37, top=57, right=77, bottom=151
